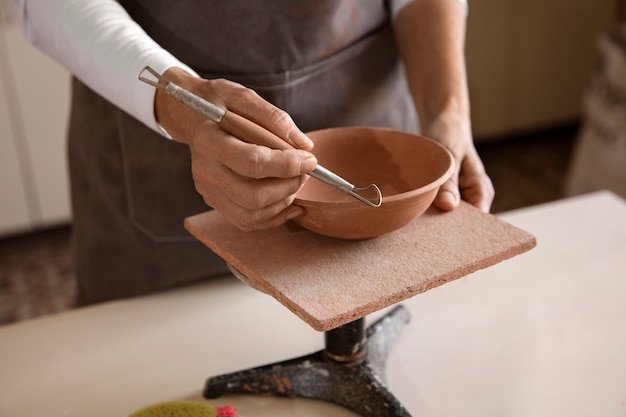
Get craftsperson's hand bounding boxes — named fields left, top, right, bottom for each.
left=394, top=0, right=494, bottom=213
left=154, top=67, right=317, bottom=231
left=423, top=120, right=494, bottom=213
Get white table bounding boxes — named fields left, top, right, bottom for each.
left=1, top=191, right=624, bottom=417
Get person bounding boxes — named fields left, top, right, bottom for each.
left=16, top=0, right=494, bottom=305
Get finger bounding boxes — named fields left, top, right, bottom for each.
left=207, top=190, right=305, bottom=232
left=192, top=169, right=301, bottom=228
left=192, top=146, right=309, bottom=210
left=218, top=136, right=317, bottom=179
left=213, top=81, right=314, bottom=151
left=434, top=177, right=460, bottom=211
left=240, top=204, right=305, bottom=232
left=224, top=175, right=308, bottom=211
left=459, top=174, right=495, bottom=213
left=259, top=106, right=315, bottom=151
left=458, top=152, right=495, bottom=213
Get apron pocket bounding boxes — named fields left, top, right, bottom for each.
left=117, top=112, right=209, bottom=242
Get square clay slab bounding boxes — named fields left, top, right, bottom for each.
left=185, top=202, right=536, bottom=331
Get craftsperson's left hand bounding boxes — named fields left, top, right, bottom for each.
left=422, top=120, right=494, bottom=213
left=394, top=0, right=494, bottom=213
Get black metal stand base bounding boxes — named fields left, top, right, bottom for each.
left=204, top=304, right=413, bottom=417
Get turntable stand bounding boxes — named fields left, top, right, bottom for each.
left=184, top=202, right=536, bottom=416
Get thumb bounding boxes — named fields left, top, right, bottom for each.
left=434, top=177, right=460, bottom=211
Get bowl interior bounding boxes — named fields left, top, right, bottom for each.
left=296, top=127, right=454, bottom=206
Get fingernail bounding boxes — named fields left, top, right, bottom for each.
left=437, top=190, right=459, bottom=210
left=291, top=131, right=315, bottom=151
left=300, top=154, right=318, bottom=173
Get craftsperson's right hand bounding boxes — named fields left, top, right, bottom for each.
left=154, top=67, right=317, bottom=231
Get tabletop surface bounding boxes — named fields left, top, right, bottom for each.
left=185, top=201, right=536, bottom=331
left=1, top=191, right=625, bottom=417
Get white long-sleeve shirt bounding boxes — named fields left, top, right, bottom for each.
left=15, top=0, right=467, bottom=135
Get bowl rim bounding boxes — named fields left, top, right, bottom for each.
left=294, top=126, right=455, bottom=208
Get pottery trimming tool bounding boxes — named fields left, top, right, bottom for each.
left=138, top=66, right=383, bottom=208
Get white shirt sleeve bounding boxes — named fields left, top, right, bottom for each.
left=15, top=0, right=197, bottom=135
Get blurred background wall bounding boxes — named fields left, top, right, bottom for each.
left=466, top=0, right=620, bottom=140
left=0, top=0, right=71, bottom=237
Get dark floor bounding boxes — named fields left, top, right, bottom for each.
left=0, top=225, right=75, bottom=325
left=478, top=125, right=578, bottom=213
left=0, top=124, right=579, bottom=326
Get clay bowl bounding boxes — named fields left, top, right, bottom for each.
left=292, top=126, right=455, bottom=240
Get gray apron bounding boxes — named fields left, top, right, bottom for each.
left=69, top=0, right=418, bottom=305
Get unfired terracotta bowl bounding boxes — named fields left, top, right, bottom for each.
left=293, top=126, right=455, bottom=239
